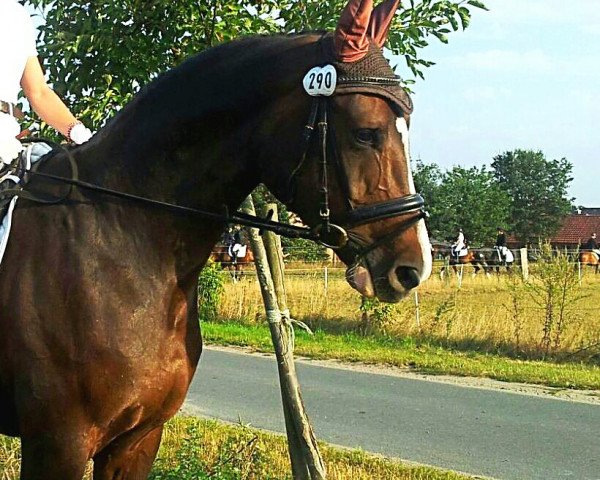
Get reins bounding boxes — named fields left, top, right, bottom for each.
left=10, top=139, right=325, bottom=243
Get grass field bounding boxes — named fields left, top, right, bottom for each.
left=0, top=417, right=474, bottom=480
left=207, top=260, right=600, bottom=389
left=202, top=322, right=600, bottom=390
left=216, top=262, right=600, bottom=364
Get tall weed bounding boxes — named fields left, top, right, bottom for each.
left=524, top=243, right=587, bottom=357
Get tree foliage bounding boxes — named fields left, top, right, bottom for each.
left=414, top=150, right=574, bottom=246
left=22, top=0, right=487, bottom=129
left=491, top=150, right=574, bottom=243
left=415, top=163, right=510, bottom=245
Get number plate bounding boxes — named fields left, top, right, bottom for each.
left=303, top=65, right=337, bottom=97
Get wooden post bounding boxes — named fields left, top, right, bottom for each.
left=242, top=197, right=326, bottom=480
left=519, top=248, right=529, bottom=281
left=262, top=204, right=289, bottom=313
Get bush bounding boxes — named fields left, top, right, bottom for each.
left=198, top=261, right=226, bottom=322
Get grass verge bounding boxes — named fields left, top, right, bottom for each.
left=202, top=321, right=600, bottom=390
left=0, top=416, right=474, bottom=480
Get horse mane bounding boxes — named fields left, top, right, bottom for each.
left=63, top=32, right=322, bottom=197
left=101, top=33, right=320, bottom=140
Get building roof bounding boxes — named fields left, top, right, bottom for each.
left=579, top=207, right=600, bottom=215
left=552, top=213, right=600, bottom=245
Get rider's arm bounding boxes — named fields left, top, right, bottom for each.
left=20, top=56, right=90, bottom=143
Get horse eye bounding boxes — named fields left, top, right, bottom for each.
left=354, top=129, right=378, bottom=145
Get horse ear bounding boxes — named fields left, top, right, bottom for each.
left=368, top=0, right=400, bottom=48
left=334, top=0, right=374, bottom=62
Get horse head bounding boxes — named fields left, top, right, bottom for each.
left=257, top=0, right=431, bottom=302
left=65, top=1, right=431, bottom=303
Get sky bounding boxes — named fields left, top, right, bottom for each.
left=24, top=1, right=598, bottom=205
left=398, top=0, right=600, bottom=207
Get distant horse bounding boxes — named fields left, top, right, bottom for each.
left=438, top=246, right=489, bottom=278
left=579, top=251, right=600, bottom=274
left=486, top=246, right=515, bottom=274
left=0, top=1, right=432, bottom=477
left=210, top=244, right=255, bottom=281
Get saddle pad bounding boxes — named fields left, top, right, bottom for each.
left=0, top=142, right=52, bottom=265
left=228, top=244, right=247, bottom=259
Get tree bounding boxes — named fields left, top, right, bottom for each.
left=22, top=0, right=487, bottom=130
left=413, top=161, right=510, bottom=245
left=412, top=158, right=443, bottom=237
left=434, top=166, right=510, bottom=245
left=491, top=150, right=574, bottom=244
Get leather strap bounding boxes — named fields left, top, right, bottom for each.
left=0, top=101, right=25, bottom=120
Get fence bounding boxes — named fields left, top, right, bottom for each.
left=213, top=247, right=600, bottom=361
left=212, top=245, right=600, bottom=283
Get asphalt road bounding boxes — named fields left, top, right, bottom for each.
left=184, top=347, right=600, bottom=480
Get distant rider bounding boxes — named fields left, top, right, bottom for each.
left=451, top=228, right=466, bottom=257
left=582, top=232, right=600, bottom=258
left=495, top=227, right=508, bottom=261
left=226, top=227, right=246, bottom=263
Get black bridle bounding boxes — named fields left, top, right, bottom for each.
left=10, top=73, right=425, bottom=255
left=287, top=81, right=427, bottom=259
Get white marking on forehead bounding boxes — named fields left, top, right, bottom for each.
left=395, top=117, right=432, bottom=283
left=395, top=117, right=415, bottom=194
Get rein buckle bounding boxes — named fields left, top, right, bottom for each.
left=314, top=223, right=348, bottom=249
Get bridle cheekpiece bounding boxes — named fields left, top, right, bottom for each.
left=295, top=46, right=427, bottom=256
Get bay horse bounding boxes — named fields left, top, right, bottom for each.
left=0, top=0, right=431, bottom=478
left=210, top=244, right=255, bottom=281
left=438, top=246, right=489, bottom=278
left=579, top=251, right=600, bottom=274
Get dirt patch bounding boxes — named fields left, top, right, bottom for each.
left=205, top=344, right=600, bottom=405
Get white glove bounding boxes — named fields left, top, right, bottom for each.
left=69, top=122, right=93, bottom=145
left=0, top=113, right=23, bottom=165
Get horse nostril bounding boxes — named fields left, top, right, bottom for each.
left=395, top=267, right=420, bottom=290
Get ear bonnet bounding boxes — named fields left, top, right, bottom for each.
left=327, top=0, right=413, bottom=116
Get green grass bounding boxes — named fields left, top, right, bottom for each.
left=202, top=321, right=600, bottom=390
left=0, top=417, right=474, bottom=480
left=216, top=265, right=600, bottom=364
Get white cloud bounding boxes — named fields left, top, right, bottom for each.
left=581, top=23, right=600, bottom=36
left=483, top=0, right=600, bottom=34
left=442, top=49, right=599, bottom=80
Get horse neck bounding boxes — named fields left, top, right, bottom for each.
left=75, top=34, right=319, bottom=215
left=64, top=35, right=319, bottom=275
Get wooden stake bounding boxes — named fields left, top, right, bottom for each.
left=241, top=196, right=326, bottom=480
